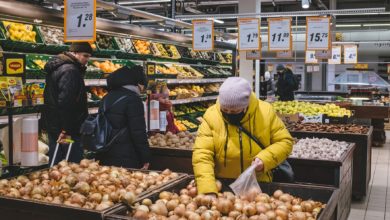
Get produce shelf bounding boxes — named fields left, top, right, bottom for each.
left=26, top=79, right=108, bottom=86
left=106, top=176, right=339, bottom=220
left=171, top=95, right=218, bottom=105
left=155, top=78, right=226, bottom=84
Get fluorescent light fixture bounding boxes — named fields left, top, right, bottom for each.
left=302, top=0, right=310, bottom=9
left=207, top=18, right=224, bottom=24
left=119, top=0, right=170, bottom=5
left=336, top=24, right=361, bottom=27
left=363, top=23, right=390, bottom=27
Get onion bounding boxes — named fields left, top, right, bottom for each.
left=292, top=211, right=306, bottom=220
left=188, top=187, right=197, bottom=198
left=77, top=172, right=91, bottom=183
left=255, top=194, right=270, bottom=203
left=275, top=209, right=288, bottom=220
left=273, top=190, right=283, bottom=199
left=137, top=205, right=150, bottom=213
left=174, top=204, right=186, bottom=217
left=201, top=210, right=217, bottom=220
left=28, top=172, right=40, bottom=180
left=292, top=205, right=302, bottom=212
left=49, top=170, right=62, bottom=181
left=255, top=203, right=268, bottom=214
left=7, top=188, right=21, bottom=198
left=133, top=210, right=149, bottom=220
left=234, top=201, right=244, bottom=212
left=31, top=186, right=45, bottom=196
left=186, top=202, right=198, bottom=212
left=121, top=191, right=136, bottom=205
left=243, top=203, right=257, bottom=216
left=216, top=180, right=222, bottom=192
left=229, top=210, right=241, bottom=218
left=187, top=212, right=201, bottom=220
left=70, top=192, right=86, bottom=205
left=74, top=181, right=90, bottom=195
left=180, top=194, right=192, bottom=205
left=301, top=201, right=313, bottom=212
left=16, top=176, right=29, bottom=186
left=59, top=166, right=72, bottom=175
left=236, top=214, right=249, bottom=220
left=52, top=196, right=63, bottom=204
left=150, top=203, right=168, bottom=216
left=162, top=169, right=172, bottom=176
left=247, top=187, right=261, bottom=201
left=258, top=214, right=269, bottom=220
left=79, top=159, right=91, bottom=168
left=88, top=192, right=102, bottom=203
left=279, top=194, right=292, bottom=203
left=95, top=201, right=114, bottom=210
left=159, top=191, right=172, bottom=200
left=216, top=198, right=233, bottom=215
left=32, top=194, right=43, bottom=200
left=166, top=199, right=179, bottom=211
left=88, top=162, right=100, bottom=171
left=265, top=211, right=276, bottom=220
left=200, top=195, right=214, bottom=207
left=58, top=160, right=68, bottom=167
left=142, top=198, right=153, bottom=206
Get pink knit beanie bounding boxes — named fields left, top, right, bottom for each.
left=219, top=77, right=252, bottom=111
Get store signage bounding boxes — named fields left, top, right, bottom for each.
left=276, top=50, right=293, bottom=58
left=2, top=53, right=26, bottom=77
left=268, top=18, right=292, bottom=51
left=300, top=114, right=323, bottom=123
left=192, top=20, right=214, bottom=51
left=146, top=63, right=156, bottom=75
left=64, top=0, right=96, bottom=42
left=315, top=50, right=331, bottom=59
left=306, top=17, right=331, bottom=51
left=305, top=51, right=318, bottom=64
left=344, top=45, right=358, bottom=64
left=238, top=18, right=261, bottom=51
left=328, top=46, right=341, bottom=64
left=246, top=50, right=261, bottom=60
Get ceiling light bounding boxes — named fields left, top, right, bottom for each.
left=336, top=24, right=362, bottom=27
left=208, top=18, right=224, bottom=24
left=363, top=23, right=390, bottom=27
left=119, top=0, right=170, bottom=5
left=302, top=0, right=310, bottom=9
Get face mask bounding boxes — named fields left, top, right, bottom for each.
left=222, top=111, right=245, bottom=126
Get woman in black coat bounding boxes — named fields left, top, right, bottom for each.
left=96, top=65, right=150, bottom=169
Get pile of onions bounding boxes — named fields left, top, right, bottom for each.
left=0, top=159, right=179, bottom=211
left=130, top=180, right=324, bottom=220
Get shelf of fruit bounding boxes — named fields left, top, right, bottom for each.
left=174, top=118, right=198, bottom=132
left=272, top=101, right=352, bottom=117
left=171, top=95, right=218, bottom=105
left=173, top=103, right=211, bottom=117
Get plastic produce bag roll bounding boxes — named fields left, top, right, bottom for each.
left=21, top=117, right=39, bottom=166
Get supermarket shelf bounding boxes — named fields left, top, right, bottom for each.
left=171, top=96, right=218, bottom=105
left=27, top=79, right=108, bottom=86
left=156, top=78, right=226, bottom=84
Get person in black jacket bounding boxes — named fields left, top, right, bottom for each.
left=275, top=64, right=296, bottom=101
left=96, top=65, right=151, bottom=169
left=42, top=42, right=92, bottom=165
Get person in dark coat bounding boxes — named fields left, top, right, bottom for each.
left=96, top=65, right=151, bottom=169
left=42, top=42, right=92, bottom=165
left=275, top=64, right=296, bottom=101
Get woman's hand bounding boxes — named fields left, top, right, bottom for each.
left=252, top=157, right=264, bottom=172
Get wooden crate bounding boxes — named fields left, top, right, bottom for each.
left=105, top=176, right=339, bottom=220
left=149, top=147, right=193, bottom=174
left=287, top=143, right=355, bottom=220
left=290, top=127, right=373, bottom=200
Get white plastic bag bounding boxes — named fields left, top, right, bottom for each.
left=229, top=164, right=262, bottom=201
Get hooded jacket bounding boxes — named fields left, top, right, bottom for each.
left=95, top=67, right=151, bottom=168
left=192, top=93, right=294, bottom=194
left=42, top=52, right=88, bottom=135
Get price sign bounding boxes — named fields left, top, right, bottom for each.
left=276, top=50, right=293, bottom=58
left=268, top=18, right=292, bottom=51
left=305, top=51, right=318, bottom=64
left=246, top=50, right=261, bottom=60
left=344, top=45, right=358, bottom=64
left=192, top=20, right=214, bottom=51
left=238, top=18, right=260, bottom=51
left=328, top=46, right=341, bottom=64
left=306, top=17, right=331, bottom=51
left=64, top=0, right=96, bottom=42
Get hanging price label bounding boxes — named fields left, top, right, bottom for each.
left=238, top=18, right=260, bottom=51
left=344, top=45, right=358, bottom=64
left=276, top=50, right=293, bottom=58
left=315, top=50, right=331, bottom=59
left=268, top=18, right=292, bottom=51
left=246, top=50, right=261, bottom=60
left=64, top=0, right=96, bottom=42
left=328, top=46, right=341, bottom=64
left=192, top=20, right=214, bottom=51
left=305, top=51, right=318, bottom=64
left=306, top=17, right=331, bottom=51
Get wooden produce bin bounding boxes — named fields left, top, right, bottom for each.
left=0, top=169, right=187, bottom=220
left=290, top=127, right=373, bottom=200
left=105, top=176, right=339, bottom=220
left=288, top=143, right=355, bottom=220
left=149, top=147, right=193, bottom=174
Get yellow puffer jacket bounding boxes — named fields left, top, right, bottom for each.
left=192, top=93, right=294, bottom=194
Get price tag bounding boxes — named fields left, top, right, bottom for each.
left=268, top=18, right=292, bottom=51
left=246, top=50, right=261, bottom=60
left=305, top=51, right=318, bottom=64
left=344, top=45, right=358, bottom=64
left=192, top=20, right=214, bottom=51
left=238, top=18, right=260, bottom=51
left=276, top=50, right=293, bottom=58
left=64, top=0, right=96, bottom=42
left=328, top=46, right=341, bottom=64
left=315, top=50, right=331, bottom=59
left=306, top=17, right=331, bottom=51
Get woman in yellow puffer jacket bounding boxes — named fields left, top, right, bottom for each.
left=192, top=77, right=294, bottom=195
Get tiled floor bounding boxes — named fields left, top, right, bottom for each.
left=348, top=133, right=390, bottom=220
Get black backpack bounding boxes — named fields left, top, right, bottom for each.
left=80, top=96, right=128, bottom=152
